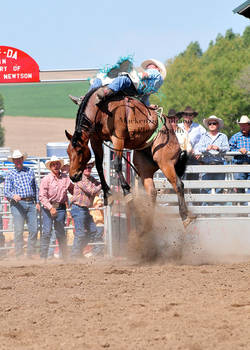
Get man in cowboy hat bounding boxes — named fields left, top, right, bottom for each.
left=196, top=116, right=229, bottom=197
left=166, top=109, right=192, bottom=153
left=178, top=106, right=206, bottom=152
left=69, top=58, right=166, bottom=107
left=197, top=115, right=230, bottom=164
left=70, top=160, right=103, bottom=259
left=229, top=115, right=250, bottom=194
left=4, top=150, right=40, bottom=258
left=178, top=106, right=206, bottom=191
left=39, top=155, right=74, bottom=261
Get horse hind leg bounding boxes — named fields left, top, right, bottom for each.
left=160, top=163, right=193, bottom=228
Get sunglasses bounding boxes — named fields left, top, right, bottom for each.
left=183, top=113, right=194, bottom=116
left=85, top=166, right=93, bottom=169
left=208, top=122, right=218, bottom=126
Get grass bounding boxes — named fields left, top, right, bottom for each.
left=0, top=81, right=90, bottom=118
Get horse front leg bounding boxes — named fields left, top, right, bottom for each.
left=91, top=140, right=112, bottom=206
left=113, top=155, right=132, bottom=201
left=96, top=156, right=113, bottom=206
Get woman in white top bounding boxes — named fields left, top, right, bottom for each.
left=178, top=106, right=206, bottom=153
left=166, top=109, right=192, bottom=153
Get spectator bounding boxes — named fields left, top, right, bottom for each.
left=0, top=221, right=5, bottom=259
left=39, top=156, right=74, bottom=261
left=4, top=150, right=40, bottom=259
left=196, top=115, right=230, bottom=195
left=70, top=161, right=102, bottom=259
left=229, top=115, right=250, bottom=194
left=178, top=106, right=206, bottom=155
left=178, top=106, right=206, bottom=192
left=166, top=109, right=192, bottom=153
left=61, top=159, right=70, bottom=174
left=69, top=58, right=166, bottom=107
left=87, top=194, right=105, bottom=257
left=0, top=173, right=6, bottom=259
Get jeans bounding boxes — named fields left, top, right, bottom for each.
left=201, top=172, right=225, bottom=194
left=90, top=76, right=136, bottom=96
left=0, top=215, right=5, bottom=258
left=10, top=200, right=38, bottom=257
left=71, top=204, right=100, bottom=257
left=234, top=172, right=250, bottom=194
left=40, top=207, right=67, bottom=259
left=201, top=172, right=225, bottom=206
left=48, top=229, right=57, bottom=258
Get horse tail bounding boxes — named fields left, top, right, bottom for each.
left=175, top=150, right=188, bottom=178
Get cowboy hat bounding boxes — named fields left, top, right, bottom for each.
left=237, top=115, right=250, bottom=124
left=141, top=59, right=167, bottom=80
left=203, top=115, right=224, bottom=129
left=45, top=155, right=64, bottom=170
left=166, top=109, right=182, bottom=118
left=7, top=149, right=27, bottom=162
left=179, top=106, right=198, bottom=117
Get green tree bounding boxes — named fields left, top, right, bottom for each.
left=151, top=27, right=250, bottom=137
left=242, top=26, right=250, bottom=47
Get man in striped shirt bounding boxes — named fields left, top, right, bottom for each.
left=4, top=150, right=40, bottom=258
left=39, top=156, right=74, bottom=261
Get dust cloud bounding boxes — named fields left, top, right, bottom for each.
left=116, top=190, right=250, bottom=265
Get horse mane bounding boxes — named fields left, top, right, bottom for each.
left=72, top=87, right=99, bottom=147
left=75, top=87, right=99, bottom=132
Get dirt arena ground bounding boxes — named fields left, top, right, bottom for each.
left=0, top=258, right=249, bottom=350
left=2, top=115, right=75, bottom=157
left=0, top=116, right=250, bottom=349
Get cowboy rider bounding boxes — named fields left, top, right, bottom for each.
left=69, top=58, right=166, bottom=107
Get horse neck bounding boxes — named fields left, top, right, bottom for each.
left=84, top=93, right=99, bottom=125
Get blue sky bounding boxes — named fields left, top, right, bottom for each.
left=2, top=0, right=249, bottom=70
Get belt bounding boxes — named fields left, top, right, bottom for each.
left=51, top=202, right=66, bottom=209
left=21, top=197, right=34, bottom=202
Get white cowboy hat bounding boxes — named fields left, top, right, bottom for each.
left=237, top=115, right=250, bottom=124
left=63, top=159, right=70, bottom=165
left=45, top=155, right=64, bottom=170
left=141, top=59, right=167, bottom=80
left=203, top=115, right=224, bottom=129
left=7, top=149, right=27, bottom=162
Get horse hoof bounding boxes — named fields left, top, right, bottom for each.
left=125, top=193, right=133, bottom=203
left=183, top=216, right=195, bottom=229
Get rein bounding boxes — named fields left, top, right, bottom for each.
left=103, top=141, right=140, bottom=176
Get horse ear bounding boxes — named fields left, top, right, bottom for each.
left=65, top=130, right=72, bottom=141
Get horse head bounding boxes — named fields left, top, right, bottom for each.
left=65, top=130, right=91, bottom=182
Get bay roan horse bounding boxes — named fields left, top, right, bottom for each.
left=65, top=88, right=193, bottom=228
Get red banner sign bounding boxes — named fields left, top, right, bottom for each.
left=0, top=46, right=40, bottom=83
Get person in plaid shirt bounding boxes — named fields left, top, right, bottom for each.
left=229, top=115, right=250, bottom=194
left=4, top=150, right=40, bottom=258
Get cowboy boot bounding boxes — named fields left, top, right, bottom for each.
left=69, top=94, right=83, bottom=105
left=95, top=87, right=115, bottom=105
